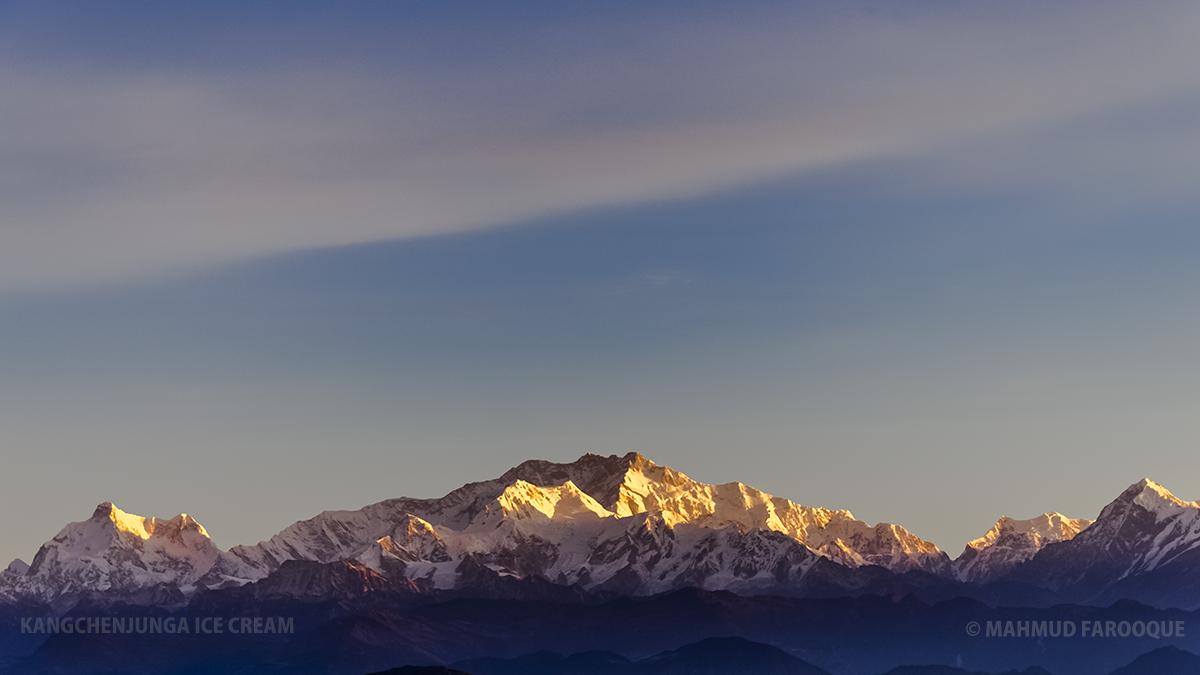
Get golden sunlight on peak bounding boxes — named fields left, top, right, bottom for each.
left=93, top=503, right=211, bottom=540
left=99, top=503, right=155, bottom=539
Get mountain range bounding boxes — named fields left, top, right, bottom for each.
left=3, top=452, right=1199, bottom=611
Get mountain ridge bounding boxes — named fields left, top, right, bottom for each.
left=3, top=453, right=1196, bottom=610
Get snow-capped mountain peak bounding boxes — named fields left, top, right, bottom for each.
left=92, top=501, right=211, bottom=543
left=492, top=480, right=613, bottom=523
left=0, top=503, right=225, bottom=604
left=96, top=502, right=155, bottom=539
left=968, top=513, right=1092, bottom=549
left=953, top=512, right=1092, bottom=583
left=15, top=462, right=1200, bottom=611
left=1128, top=478, right=1198, bottom=518
left=219, top=452, right=951, bottom=592
left=1005, top=479, right=1200, bottom=607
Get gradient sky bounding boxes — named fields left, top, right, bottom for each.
left=2, top=0, right=1200, bottom=566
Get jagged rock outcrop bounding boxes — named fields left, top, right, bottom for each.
left=1009, top=479, right=1200, bottom=607
left=954, top=512, right=1091, bottom=583
left=6, top=457, right=1196, bottom=610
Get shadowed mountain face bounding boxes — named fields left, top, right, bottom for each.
left=1007, top=479, right=1200, bottom=607
left=224, top=451, right=954, bottom=591
left=1, top=503, right=221, bottom=607
left=1, top=453, right=958, bottom=606
left=5, top=455, right=1200, bottom=632
left=953, top=514, right=1092, bottom=584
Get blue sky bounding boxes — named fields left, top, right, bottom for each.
left=2, top=1, right=1200, bottom=564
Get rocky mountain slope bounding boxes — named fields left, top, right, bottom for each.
left=953, top=512, right=1092, bottom=583
left=224, top=453, right=951, bottom=590
left=0, top=503, right=225, bottom=606
left=0, top=453, right=953, bottom=603
left=5, top=454, right=1198, bottom=610
left=1008, top=478, right=1200, bottom=606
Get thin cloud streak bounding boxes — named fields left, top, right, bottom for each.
left=2, top=1, right=1199, bottom=290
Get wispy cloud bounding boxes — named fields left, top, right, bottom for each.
left=2, top=1, right=1199, bottom=290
